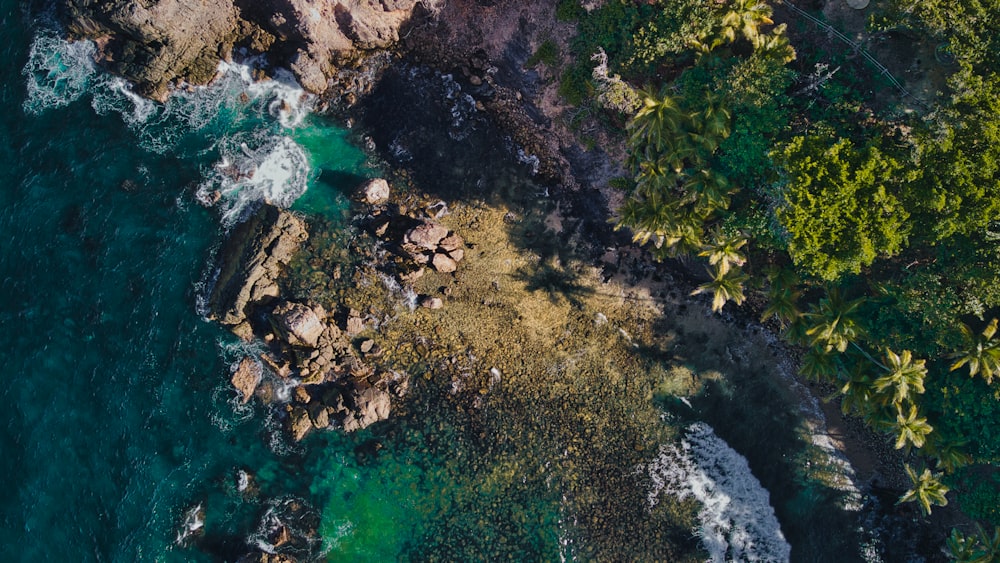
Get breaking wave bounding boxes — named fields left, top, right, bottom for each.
left=23, top=34, right=316, bottom=223
left=646, top=422, right=791, bottom=562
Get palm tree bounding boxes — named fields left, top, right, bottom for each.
left=763, top=287, right=801, bottom=328
left=659, top=217, right=705, bottom=258
left=698, top=230, right=747, bottom=275
left=692, top=265, right=748, bottom=312
left=899, top=465, right=949, bottom=516
left=950, top=318, right=1000, bottom=384
left=715, top=0, right=774, bottom=49
left=754, top=25, right=796, bottom=63
left=616, top=191, right=682, bottom=248
left=948, top=525, right=1000, bottom=563
left=628, top=88, right=683, bottom=157
left=974, top=525, right=1000, bottom=562
left=872, top=348, right=927, bottom=407
left=948, top=528, right=979, bottom=562
left=893, top=404, right=933, bottom=450
left=689, top=92, right=731, bottom=152
left=799, top=346, right=837, bottom=383
left=804, top=287, right=867, bottom=353
left=762, top=266, right=801, bottom=328
left=682, top=169, right=734, bottom=216
left=924, top=432, right=972, bottom=474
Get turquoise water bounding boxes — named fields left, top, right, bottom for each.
left=0, top=7, right=372, bottom=561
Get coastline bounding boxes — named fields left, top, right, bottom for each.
left=34, top=0, right=959, bottom=560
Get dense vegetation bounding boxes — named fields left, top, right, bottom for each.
left=552, top=0, right=1000, bottom=558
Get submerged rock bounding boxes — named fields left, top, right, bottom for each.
left=205, top=205, right=308, bottom=327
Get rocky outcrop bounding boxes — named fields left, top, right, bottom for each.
left=243, top=298, right=402, bottom=440
left=205, top=204, right=308, bottom=327
left=269, top=301, right=326, bottom=348
left=231, top=357, right=263, bottom=403
left=61, top=0, right=242, bottom=99
left=59, top=0, right=427, bottom=98
left=357, top=177, right=390, bottom=205
left=366, top=212, right=467, bottom=282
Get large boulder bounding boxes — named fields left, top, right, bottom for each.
left=404, top=222, right=449, bottom=251
left=205, top=205, right=308, bottom=327
left=269, top=301, right=325, bottom=348
left=339, top=386, right=391, bottom=432
left=357, top=178, right=390, bottom=205
left=231, top=357, right=263, bottom=404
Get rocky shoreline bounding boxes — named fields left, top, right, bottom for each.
left=52, top=0, right=950, bottom=560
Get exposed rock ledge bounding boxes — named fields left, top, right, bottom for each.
left=59, top=0, right=429, bottom=99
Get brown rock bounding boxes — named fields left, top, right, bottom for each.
left=289, top=406, right=312, bottom=441
left=345, top=316, right=364, bottom=336
left=294, top=386, right=312, bottom=404
left=439, top=233, right=465, bottom=252
left=205, top=205, right=308, bottom=326
left=420, top=296, right=444, bottom=310
left=270, top=525, right=293, bottom=548
left=231, top=321, right=254, bottom=342
left=341, top=386, right=392, bottom=432
left=231, top=357, right=262, bottom=404
left=399, top=267, right=425, bottom=283
left=309, top=403, right=330, bottom=429
left=446, top=247, right=465, bottom=262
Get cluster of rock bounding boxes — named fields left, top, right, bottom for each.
left=361, top=186, right=467, bottom=282
left=59, top=0, right=429, bottom=99
left=208, top=203, right=401, bottom=440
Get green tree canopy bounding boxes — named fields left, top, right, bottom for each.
left=773, top=134, right=911, bottom=280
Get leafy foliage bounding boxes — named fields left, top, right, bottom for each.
left=773, top=134, right=911, bottom=280
left=900, top=465, right=950, bottom=516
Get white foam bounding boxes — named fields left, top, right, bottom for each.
left=646, top=422, right=791, bottom=562
left=197, top=134, right=311, bottom=227
left=22, top=33, right=97, bottom=114
left=174, top=503, right=205, bottom=547
left=24, top=34, right=318, bottom=216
